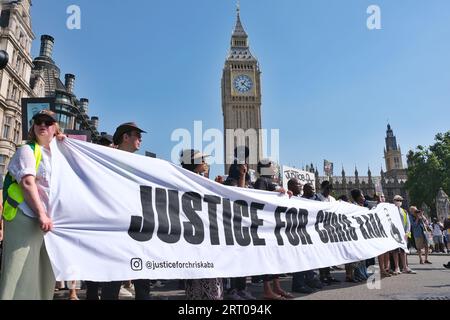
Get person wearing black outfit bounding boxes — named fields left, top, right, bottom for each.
left=101, top=122, right=151, bottom=300
left=289, top=180, right=321, bottom=294
left=253, top=160, right=293, bottom=300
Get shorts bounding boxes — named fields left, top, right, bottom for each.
left=415, top=237, right=426, bottom=250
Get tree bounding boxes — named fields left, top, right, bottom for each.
left=406, top=131, right=450, bottom=216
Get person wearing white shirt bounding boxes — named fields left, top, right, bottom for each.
left=0, top=110, right=63, bottom=300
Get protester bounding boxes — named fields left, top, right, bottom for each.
left=318, top=181, right=341, bottom=284
left=289, top=179, right=318, bottom=294
left=350, top=189, right=370, bottom=282
left=180, top=149, right=224, bottom=300
left=393, top=195, right=415, bottom=274
left=373, top=193, right=391, bottom=278
left=254, top=159, right=294, bottom=300
left=101, top=122, right=150, bottom=300
left=97, top=133, right=114, bottom=147
left=0, top=110, right=63, bottom=300
left=223, top=147, right=255, bottom=300
left=84, top=133, right=116, bottom=300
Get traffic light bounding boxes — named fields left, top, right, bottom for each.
left=0, top=50, right=9, bottom=70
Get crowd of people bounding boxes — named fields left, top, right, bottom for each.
left=0, top=112, right=448, bottom=300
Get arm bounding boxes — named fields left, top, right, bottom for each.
left=237, top=165, right=247, bottom=188
left=20, top=175, right=53, bottom=232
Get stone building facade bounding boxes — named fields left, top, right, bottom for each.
left=0, top=0, right=38, bottom=177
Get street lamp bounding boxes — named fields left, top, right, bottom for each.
left=0, top=50, right=9, bottom=70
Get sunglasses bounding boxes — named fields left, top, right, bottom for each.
left=34, top=119, right=55, bottom=126
left=127, top=131, right=142, bottom=139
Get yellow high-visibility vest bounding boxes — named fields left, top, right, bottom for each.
left=2, top=143, right=42, bottom=221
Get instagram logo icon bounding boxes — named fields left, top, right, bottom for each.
left=131, top=258, right=143, bottom=271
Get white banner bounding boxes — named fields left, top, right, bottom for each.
left=281, top=165, right=316, bottom=190
left=45, top=139, right=407, bottom=281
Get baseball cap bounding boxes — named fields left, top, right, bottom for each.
left=393, top=195, right=404, bottom=201
left=113, top=122, right=146, bottom=145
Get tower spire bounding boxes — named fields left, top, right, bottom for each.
left=232, top=1, right=248, bottom=39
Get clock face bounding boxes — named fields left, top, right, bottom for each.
left=233, top=75, right=253, bottom=93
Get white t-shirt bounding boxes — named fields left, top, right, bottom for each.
left=432, top=223, right=443, bottom=237
left=317, top=193, right=336, bottom=202
left=7, top=141, right=54, bottom=218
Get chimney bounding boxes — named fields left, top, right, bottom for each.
left=79, top=98, right=89, bottom=113
left=39, top=35, right=55, bottom=59
left=91, top=116, right=99, bottom=129
left=65, top=74, right=75, bottom=94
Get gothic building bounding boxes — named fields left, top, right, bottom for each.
left=222, top=6, right=263, bottom=173
left=317, top=124, right=409, bottom=205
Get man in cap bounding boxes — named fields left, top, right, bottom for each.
left=101, top=122, right=151, bottom=300
left=112, top=122, right=146, bottom=152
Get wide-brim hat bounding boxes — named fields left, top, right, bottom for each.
left=113, top=122, right=146, bottom=145
left=32, top=110, right=57, bottom=123
left=180, top=149, right=210, bottom=164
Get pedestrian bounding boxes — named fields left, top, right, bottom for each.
left=410, top=207, right=432, bottom=265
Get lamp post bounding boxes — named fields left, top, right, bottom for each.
left=0, top=50, right=9, bottom=69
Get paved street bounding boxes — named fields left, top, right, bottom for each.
left=54, top=254, right=450, bottom=301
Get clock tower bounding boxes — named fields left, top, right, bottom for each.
left=222, top=5, right=263, bottom=173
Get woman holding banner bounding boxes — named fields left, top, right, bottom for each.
left=180, top=149, right=224, bottom=300
left=0, top=110, right=63, bottom=300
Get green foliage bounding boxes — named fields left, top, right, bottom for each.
left=406, top=131, right=450, bottom=215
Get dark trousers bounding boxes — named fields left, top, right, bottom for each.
left=319, top=267, right=331, bottom=279
left=292, top=270, right=314, bottom=289
left=101, top=280, right=151, bottom=300
left=133, top=279, right=151, bottom=300
left=101, top=281, right=122, bottom=300
left=230, top=277, right=246, bottom=291
left=85, top=281, right=101, bottom=300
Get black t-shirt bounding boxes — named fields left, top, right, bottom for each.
left=254, top=176, right=278, bottom=192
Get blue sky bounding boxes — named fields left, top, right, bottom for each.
left=31, top=0, right=450, bottom=177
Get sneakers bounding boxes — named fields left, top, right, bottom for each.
left=424, top=260, right=432, bottom=264
left=443, top=263, right=450, bottom=269
left=237, top=290, right=256, bottom=300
